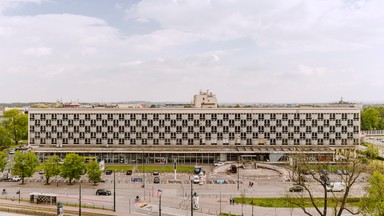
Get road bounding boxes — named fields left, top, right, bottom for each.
left=0, top=168, right=367, bottom=216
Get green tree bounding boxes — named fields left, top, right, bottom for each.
left=86, top=160, right=101, bottom=185
left=0, top=151, right=8, bottom=172
left=11, top=151, right=39, bottom=184
left=361, top=108, right=381, bottom=130
left=61, top=153, right=84, bottom=185
left=0, top=126, right=12, bottom=149
left=359, top=171, right=384, bottom=215
left=2, top=109, right=28, bottom=145
left=366, top=144, right=379, bottom=159
left=150, top=104, right=157, bottom=108
left=43, top=155, right=61, bottom=185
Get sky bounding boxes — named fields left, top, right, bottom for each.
left=0, top=0, right=383, bottom=104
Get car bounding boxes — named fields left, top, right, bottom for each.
left=154, top=176, right=160, bottom=184
left=38, top=170, right=44, bottom=175
left=96, top=189, right=111, bottom=196
left=126, top=170, right=133, bottom=175
left=8, top=150, right=15, bottom=154
left=193, top=175, right=199, bottom=184
left=289, top=185, right=304, bottom=192
left=11, top=176, right=21, bottom=182
left=327, top=182, right=345, bottom=192
left=131, top=178, right=143, bottom=182
left=230, top=165, right=237, bottom=174
left=105, top=170, right=113, bottom=175
left=214, top=162, right=225, bottom=166
left=153, top=170, right=159, bottom=175
left=335, top=170, right=342, bottom=175
left=342, top=170, right=349, bottom=175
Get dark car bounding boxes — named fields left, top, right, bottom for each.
left=153, top=170, right=159, bottom=175
left=230, top=165, right=237, bottom=174
left=154, top=176, right=160, bottom=184
left=126, top=170, right=133, bottom=175
left=105, top=170, right=113, bottom=175
left=96, top=189, right=111, bottom=196
left=289, top=185, right=304, bottom=192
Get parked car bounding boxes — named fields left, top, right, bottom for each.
left=289, top=185, right=304, bottom=192
left=38, top=170, right=44, bottom=175
left=105, top=170, right=113, bottom=175
left=193, top=175, right=199, bottom=184
left=11, top=176, right=21, bottom=182
left=342, top=170, right=349, bottom=175
left=327, top=182, right=345, bottom=192
left=126, top=170, right=133, bottom=175
left=131, top=178, right=143, bottom=182
left=153, top=170, right=159, bottom=175
left=96, top=189, right=111, bottom=196
left=335, top=170, right=342, bottom=175
left=154, top=176, right=160, bottom=184
left=214, top=161, right=225, bottom=166
left=8, top=150, right=15, bottom=154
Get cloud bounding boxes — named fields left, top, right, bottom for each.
left=22, top=46, right=52, bottom=57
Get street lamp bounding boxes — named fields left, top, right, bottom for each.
left=158, top=189, right=162, bottom=216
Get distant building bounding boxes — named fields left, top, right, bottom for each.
left=193, top=90, right=218, bottom=108
left=63, top=101, right=80, bottom=108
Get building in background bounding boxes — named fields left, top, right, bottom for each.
left=193, top=90, right=218, bottom=108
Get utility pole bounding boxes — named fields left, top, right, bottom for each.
left=219, top=191, right=221, bottom=214
left=190, top=177, right=193, bottom=216
left=79, top=183, right=81, bottom=216
left=113, top=170, right=116, bottom=212
left=237, top=156, right=240, bottom=190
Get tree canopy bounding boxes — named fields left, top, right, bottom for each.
left=60, top=153, right=84, bottom=185
left=0, top=151, right=8, bottom=172
left=0, top=126, right=12, bottom=149
left=1, top=109, right=28, bottom=145
left=359, top=171, right=384, bottom=216
left=43, top=155, right=61, bottom=185
left=86, top=160, right=101, bottom=185
left=361, top=107, right=384, bottom=130
left=11, top=151, right=39, bottom=184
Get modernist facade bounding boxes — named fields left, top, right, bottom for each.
left=28, top=105, right=360, bottom=164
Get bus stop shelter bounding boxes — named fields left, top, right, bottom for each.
left=29, top=192, right=57, bottom=205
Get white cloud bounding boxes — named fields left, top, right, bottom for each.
left=22, top=46, right=52, bottom=57
left=0, top=0, right=383, bottom=103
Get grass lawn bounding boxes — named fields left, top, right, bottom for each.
left=136, top=165, right=195, bottom=173
left=105, top=165, right=133, bottom=171
left=233, top=197, right=361, bottom=208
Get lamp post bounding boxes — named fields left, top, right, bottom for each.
left=190, top=177, right=193, bottom=216
left=237, top=155, right=240, bottom=190
left=79, top=183, right=81, bottom=216
left=142, top=149, right=145, bottom=200
left=158, top=189, right=162, bottom=216
left=113, top=170, right=116, bottom=212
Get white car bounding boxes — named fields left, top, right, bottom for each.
left=214, top=161, right=225, bottom=166
left=193, top=175, right=199, bottom=184
left=11, top=176, right=21, bottom=182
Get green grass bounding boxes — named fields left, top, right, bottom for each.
left=233, top=197, right=361, bottom=208
left=105, top=165, right=133, bottom=171
left=136, top=165, right=195, bottom=173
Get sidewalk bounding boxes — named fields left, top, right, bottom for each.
left=0, top=198, right=118, bottom=216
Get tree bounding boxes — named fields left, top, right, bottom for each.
left=2, top=109, right=28, bottom=145
left=361, top=108, right=381, bottom=130
left=359, top=171, right=384, bottom=215
left=86, top=160, right=101, bottom=185
left=150, top=104, right=157, bottom=108
left=0, top=126, right=12, bottom=149
left=365, top=144, right=379, bottom=159
left=61, top=153, right=84, bottom=185
left=0, top=151, right=7, bottom=172
left=11, top=151, right=39, bottom=184
left=286, top=154, right=365, bottom=216
left=43, top=155, right=61, bottom=185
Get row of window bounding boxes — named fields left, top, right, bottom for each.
left=30, top=112, right=360, bottom=121
left=30, top=137, right=359, bottom=146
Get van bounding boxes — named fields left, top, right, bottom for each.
left=193, top=175, right=199, bottom=184
left=327, top=182, right=345, bottom=192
